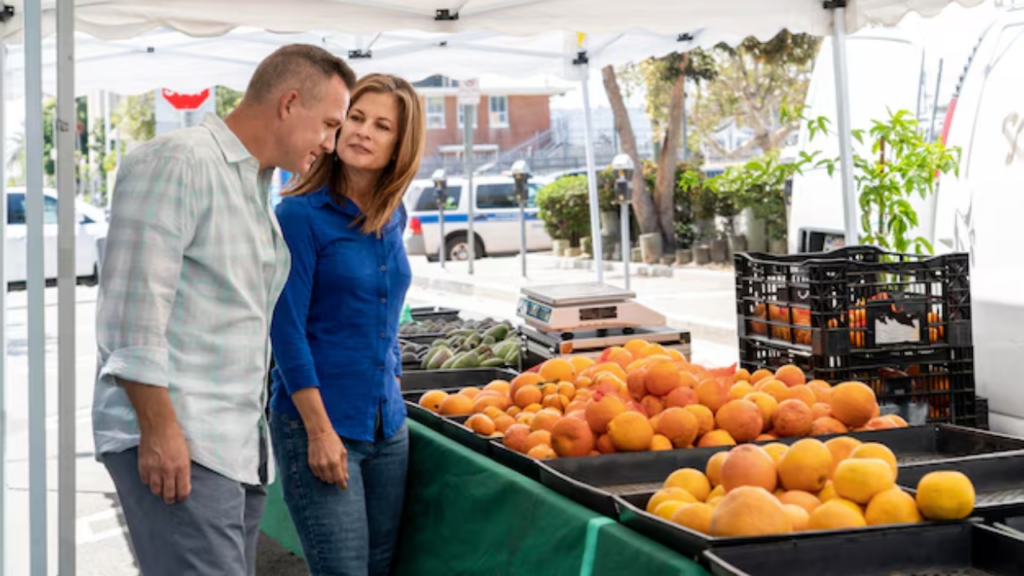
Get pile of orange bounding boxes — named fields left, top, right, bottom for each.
left=647, top=437, right=976, bottom=536
left=417, top=340, right=903, bottom=460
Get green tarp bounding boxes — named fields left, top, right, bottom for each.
left=261, top=420, right=710, bottom=576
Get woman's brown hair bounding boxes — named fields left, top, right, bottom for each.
left=285, top=73, right=425, bottom=234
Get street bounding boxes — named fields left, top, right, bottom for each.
left=1, top=256, right=738, bottom=574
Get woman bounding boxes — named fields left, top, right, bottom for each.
left=269, top=73, right=425, bottom=576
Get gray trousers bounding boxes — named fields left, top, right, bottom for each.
left=104, top=448, right=267, bottom=576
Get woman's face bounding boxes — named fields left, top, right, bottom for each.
left=337, top=91, right=400, bottom=173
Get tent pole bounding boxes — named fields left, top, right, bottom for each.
left=0, top=40, right=7, bottom=576
left=579, top=68, right=604, bottom=283
left=830, top=4, right=859, bottom=246
left=24, top=0, right=49, bottom=571
left=463, top=103, right=475, bottom=274
left=57, top=0, right=78, bottom=573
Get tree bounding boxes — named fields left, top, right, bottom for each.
left=112, top=92, right=156, bottom=142
left=216, top=86, right=244, bottom=118
left=690, top=31, right=820, bottom=160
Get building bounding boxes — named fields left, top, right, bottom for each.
left=414, top=75, right=568, bottom=177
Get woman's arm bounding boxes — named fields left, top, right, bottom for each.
left=271, top=199, right=348, bottom=488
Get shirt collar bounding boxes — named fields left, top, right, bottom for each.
left=309, top=187, right=362, bottom=218
left=203, top=113, right=254, bottom=165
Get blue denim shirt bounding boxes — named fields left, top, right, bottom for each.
left=270, top=187, right=410, bottom=441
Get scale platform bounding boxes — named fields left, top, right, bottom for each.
left=517, top=283, right=665, bottom=332
left=519, top=324, right=692, bottom=366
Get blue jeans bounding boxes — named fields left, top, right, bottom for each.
left=270, top=410, right=409, bottom=576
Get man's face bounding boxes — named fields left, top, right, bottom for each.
left=276, top=75, right=350, bottom=175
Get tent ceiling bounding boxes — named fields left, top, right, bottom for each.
left=1, top=0, right=987, bottom=42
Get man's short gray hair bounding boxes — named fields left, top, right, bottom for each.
left=245, top=44, right=357, bottom=106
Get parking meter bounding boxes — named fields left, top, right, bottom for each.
left=511, top=160, right=531, bottom=278
left=432, top=169, right=448, bottom=267
left=612, top=154, right=635, bottom=288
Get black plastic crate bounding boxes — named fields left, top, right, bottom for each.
left=489, top=437, right=545, bottom=482
left=399, top=367, right=518, bottom=392
left=400, top=389, right=494, bottom=455
left=704, top=522, right=1024, bottom=576
left=898, top=451, right=1024, bottom=525
left=740, top=338, right=978, bottom=426
left=409, top=306, right=461, bottom=322
left=617, top=488, right=945, bottom=564
left=537, top=426, right=1024, bottom=518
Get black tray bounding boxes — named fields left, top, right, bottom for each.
left=398, top=333, right=448, bottom=345
left=400, top=367, right=518, bottom=392
left=898, top=450, right=1024, bottom=524
left=410, top=306, right=461, bottom=322
left=704, top=522, right=1024, bottom=576
left=617, top=489, right=943, bottom=564
left=400, top=389, right=494, bottom=455
left=489, top=437, right=545, bottom=482
left=538, top=425, right=1024, bottom=519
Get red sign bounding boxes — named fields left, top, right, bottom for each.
left=161, top=88, right=211, bottom=110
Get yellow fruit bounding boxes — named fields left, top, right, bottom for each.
left=418, top=390, right=449, bottom=412
left=706, top=451, right=729, bottom=487
left=833, top=458, right=896, bottom=505
left=915, top=471, right=976, bottom=520
left=664, top=468, right=712, bottom=502
left=865, top=488, right=922, bottom=526
left=808, top=499, right=867, bottom=530
left=647, top=487, right=697, bottom=513
left=818, top=482, right=838, bottom=502
left=825, top=436, right=863, bottom=474
left=778, top=439, right=833, bottom=493
left=850, top=443, right=898, bottom=478
left=710, top=486, right=792, bottom=537
left=670, top=503, right=714, bottom=534
left=707, top=484, right=726, bottom=501
left=762, top=443, right=789, bottom=466
left=779, top=490, right=823, bottom=515
left=783, top=504, right=811, bottom=531
left=607, top=411, right=655, bottom=452
left=654, top=500, right=690, bottom=521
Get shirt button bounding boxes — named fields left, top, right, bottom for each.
left=381, top=297, right=387, bottom=304
left=380, top=265, right=387, bottom=271
left=379, top=364, right=385, bottom=370
left=380, top=332, right=386, bottom=338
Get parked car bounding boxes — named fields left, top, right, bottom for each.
left=5, top=188, right=109, bottom=284
left=403, top=175, right=553, bottom=262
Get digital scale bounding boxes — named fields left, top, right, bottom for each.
left=516, top=283, right=691, bottom=366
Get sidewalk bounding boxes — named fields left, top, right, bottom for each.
left=408, top=253, right=739, bottom=347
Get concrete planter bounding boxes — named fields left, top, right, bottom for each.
left=769, top=238, right=788, bottom=254
left=694, top=245, right=711, bottom=265
left=675, top=248, right=693, bottom=265
left=580, top=236, right=593, bottom=257
left=600, top=210, right=620, bottom=236
left=639, top=233, right=664, bottom=264
left=710, top=239, right=729, bottom=263
left=565, top=247, right=582, bottom=257
left=631, top=248, right=643, bottom=263
left=730, top=234, right=748, bottom=256
left=552, top=239, right=570, bottom=256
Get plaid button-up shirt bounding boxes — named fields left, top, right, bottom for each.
left=93, top=114, right=291, bottom=485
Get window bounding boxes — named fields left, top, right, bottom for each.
left=476, top=183, right=516, bottom=209
left=414, top=185, right=463, bottom=211
left=44, top=196, right=58, bottom=225
left=7, top=193, right=25, bottom=224
left=457, top=106, right=479, bottom=129
left=426, top=97, right=446, bottom=129
left=489, top=96, right=509, bottom=128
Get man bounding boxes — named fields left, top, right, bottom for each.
left=93, top=45, right=356, bottom=576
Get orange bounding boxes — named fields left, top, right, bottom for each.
left=530, top=409, right=563, bottom=432
left=624, top=339, right=650, bottom=356
left=524, top=430, right=552, bottom=452
left=641, top=395, right=666, bottom=418
left=607, top=411, right=655, bottom=452
left=439, top=394, right=474, bottom=416
left=466, top=414, right=496, bottom=436
left=865, top=488, right=922, bottom=525
left=720, top=445, right=778, bottom=493
left=596, top=433, right=616, bottom=454
left=744, top=392, right=779, bottom=431
left=473, top=394, right=512, bottom=414
left=750, top=369, right=774, bottom=384
left=825, top=436, right=862, bottom=474
left=506, top=406, right=522, bottom=418
left=584, top=394, right=627, bottom=435
left=510, top=372, right=546, bottom=400
left=570, top=355, right=596, bottom=374
left=807, top=380, right=833, bottom=404
left=685, top=404, right=715, bottom=438
left=757, top=380, right=791, bottom=404
left=484, top=380, right=512, bottom=396
left=696, top=378, right=730, bottom=413
left=459, top=387, right=482, bottom=399
left=811, top=402, right=833, bottom=420
left=670, top=503, right=714, bottom=534
left=830, top=382, right=878, bottom=428
left=762, top=443, right=789, bottom=465
left=646, top=361, right=684, bottom=396
left=514, top=386, right=542, bottom=408
left=655, top=407, right=699, bottom=449
left=706, top=451, right=729, bottom=487
left=539, top=358, right=576, bottom=383
left=775, top=365, right=807, bottom=387
left=715, top=400, right=764, bottom=443
left=808, top=499, right=867, bottom=530
left=818, top=481, right=838, bottom=502
left=728, top=382, right=755, bottom=401
left=810, top=417, right=849, bottom=436
left=493, top=414, right=516, bottom=434
left=654, top=500, right=691, bottom=521
left=697, top=430, right=737, bottom=448
left=833, top=458, right=896, bottom=504
left=516, top=412, right=537, bottom=426
left=418, top=390, right=448, bottom=413
left=850, top=443, right=898, bottom=477
left=665, top=386, right=698, bottom=409
left=915, top=471, right=976, bottom=520
left=778, top=439, right=833, bottom=493
left=756, top=433, right=777, bottom=442
left=773, top=399, right=813, bottom=437
left=710, top=486, right=792, bottom=537
left=783, top=504, right=811, bottom=531
left=650, top=434, right=674, bottom=451
left=647, top=487, right=697, bottom=513
left=664, top=468, right=712, bottom=502
left=787, top=385, right=817, bottom=407
left=527, top=444, right=557, bottom=460
left=551, top=417, right=596, bottom=457
left=779, top=490, right=822, bottom=515
left=734, top=369, right=752, bottom=383
left=503, top=424, right=532, bottom=453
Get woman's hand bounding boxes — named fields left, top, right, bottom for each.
left=307, top=429, right=349, bottom=489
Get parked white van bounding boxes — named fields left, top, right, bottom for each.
left=403, top=174, right=553, bottom=262
left=930, top=7, right=1024, bottom=436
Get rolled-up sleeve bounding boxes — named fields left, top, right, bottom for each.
left=270, top=199, right=322, bottom=395
left=96, top=155, right=198, bottom=388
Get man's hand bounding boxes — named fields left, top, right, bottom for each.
left=307, top=430, right=349, bottom=489
left=138, top=421, right=192, bottom=504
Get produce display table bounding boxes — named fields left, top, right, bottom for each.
left=261, top=420, right=710, bottom=576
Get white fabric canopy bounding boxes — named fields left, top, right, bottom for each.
left=1, top=0, right=987, bottom=43
left=3, top=27, right=728, bottom=98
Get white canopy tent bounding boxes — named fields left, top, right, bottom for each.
left=0, top=1, right=984, bottom=574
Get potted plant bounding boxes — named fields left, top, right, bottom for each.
left=536, top=175, right=592, bottom=256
